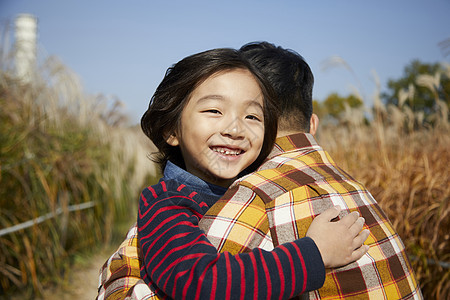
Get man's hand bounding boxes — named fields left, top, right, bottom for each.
left=306, top=205, right=370, bottom=268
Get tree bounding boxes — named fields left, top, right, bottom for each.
left=382, top=60, right=450, bottom=116
left=322, top=93, right=363, bottom=120
left=312, top=99, right=327, bottom=120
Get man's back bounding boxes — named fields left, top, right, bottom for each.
left=200, top=133, right=422, bottom=299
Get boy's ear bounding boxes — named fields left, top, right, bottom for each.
left=165, top=133, right=179, bottom=146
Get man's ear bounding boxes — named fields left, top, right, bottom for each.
left=309, top=114, right=319, bottom=136
left=165, top=133, right=179, bottom=146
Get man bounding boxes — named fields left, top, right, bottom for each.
left=198, top=42, right=422, bottom=299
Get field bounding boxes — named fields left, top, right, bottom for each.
left=0, top=59, right=159, bottom=299
left=0, top=58, right=449, bottom=299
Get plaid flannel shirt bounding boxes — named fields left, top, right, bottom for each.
left=199, top=133, right=422, bottom=299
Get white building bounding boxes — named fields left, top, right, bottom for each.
left=14, top=14, right=38, bottom=83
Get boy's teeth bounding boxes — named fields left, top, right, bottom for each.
left=212, top=147, right=241, bottom=155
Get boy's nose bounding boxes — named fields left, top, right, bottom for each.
left=221, top=118, right=245, bottom=139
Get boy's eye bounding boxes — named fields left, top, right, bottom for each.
left=245, top=115, right=262, bottom=121
left=204, top=109, right=221, bottom=114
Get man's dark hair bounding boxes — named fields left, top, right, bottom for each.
left=240, top=41, right=314, bottom=132
left=141, top=48, right=279, bottom=172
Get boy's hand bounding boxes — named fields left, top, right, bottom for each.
left=306, top=205, right=370, bottom=268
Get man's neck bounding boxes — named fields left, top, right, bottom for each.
left=276, top=130, right=305, bottom=138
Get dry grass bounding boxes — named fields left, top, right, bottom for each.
left=0, top=58, right=158, bottom=298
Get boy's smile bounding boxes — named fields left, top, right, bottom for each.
left=211, top=146, right=243, bottom=156
left=166, top=68, right=265, bottom=187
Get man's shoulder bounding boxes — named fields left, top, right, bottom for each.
left=234, top=151, right=314, bottom=200
left=234, top=145, right=370, bottom=206
left=255, top=142, right=322, bottom=173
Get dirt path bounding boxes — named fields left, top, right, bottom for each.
left=40, top=249, right=111, bottom=300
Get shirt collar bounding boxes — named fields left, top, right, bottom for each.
left=267, top=133, right=319, bottom=159
left=162, top=160, right=227, bottom=198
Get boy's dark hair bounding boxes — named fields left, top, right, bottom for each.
left=141, top=48, right=278, bottom=173
left=239, top=41, right=314, bottom=132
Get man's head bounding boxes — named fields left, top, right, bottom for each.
left=239, top=41, right=318, bottom=135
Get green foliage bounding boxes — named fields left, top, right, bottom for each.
left=312, top=99, right=327, bottom=120
left=313, top=93, right=364, bottom=126
left=382, top=60, right=450, bottom=118
left=323, top=93, right=363, bottom=119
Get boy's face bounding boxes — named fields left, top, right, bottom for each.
left=167, top=68, right=265, bottom=187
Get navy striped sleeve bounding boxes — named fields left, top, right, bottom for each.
left=138, top=180, right=325, bottom=299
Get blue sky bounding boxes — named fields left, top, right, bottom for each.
left=1, top=0, right=449, bottom=123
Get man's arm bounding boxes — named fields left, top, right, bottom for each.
left=199, top=184, right=369, bottom=267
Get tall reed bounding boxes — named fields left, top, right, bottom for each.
left=0, top=57, right=158, bottom=298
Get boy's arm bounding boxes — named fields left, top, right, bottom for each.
left=139, top=180, right=326, bottom=300
left=97, top=224, right=158, bottom=300
left=200, top=183, right=369, bottom=268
